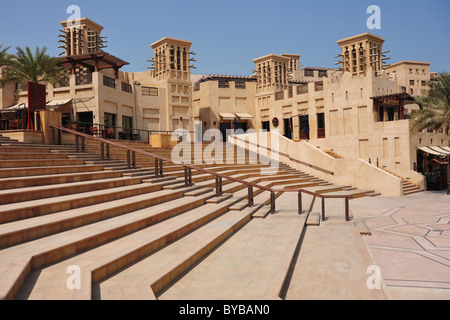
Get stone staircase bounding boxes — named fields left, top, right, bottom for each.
left=379, top=167, right=424, bottom=195
left=0, top=137, right=378, bottom=300
left=324, top=150, right=343, bottom=159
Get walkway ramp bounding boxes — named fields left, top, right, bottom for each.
left=0, top=136, right=382, bottom=300
left=158, top=211, right=306, bottom=300
left=283, top=206, right=388, bottom=300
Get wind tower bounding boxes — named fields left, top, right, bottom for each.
left=336, top=33, right=390, bottom=77
left=253, top=54, right=291, bottom=94
left=149, top=37, right=195, bottom=81
left=149, top=37, right=195, bottom=131
left=58, top=17, right=107, bottom=56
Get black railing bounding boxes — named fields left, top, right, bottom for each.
left=51, top=126, right=354, bottom=221
left=66, top=121, right=192, bottom=143
left=76, top=74, right=93, bottom=86
left=103, top=76, right=116, bottom=88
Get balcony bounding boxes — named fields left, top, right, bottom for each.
left=103, top=76, right=116, bottom=89
left=76, top=74, right=93, bottom=86
left=275, top=91, right=284, bottom=101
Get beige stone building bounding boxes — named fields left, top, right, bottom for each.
left=0, top=18, right=448, bottom=192
left=0, top=18, right=195, bottom=141
left=192, top=32, right=449, bottom=190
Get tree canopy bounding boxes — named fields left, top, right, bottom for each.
left=0, top=46, right=69, bottom=89
left=411, top=73, right=450, bottom=134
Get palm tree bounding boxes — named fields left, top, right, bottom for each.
left=411, top=72, right=450, bottom=134
left=0, top=44, right=13, bottom=67
left=1, top=46, right=69, bottom=89
left=0, top=44, right=14, bottom=87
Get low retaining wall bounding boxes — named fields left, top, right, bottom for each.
left=229, top=131, right=403, bottom=197
left=1, top=130, right=43, bottom=144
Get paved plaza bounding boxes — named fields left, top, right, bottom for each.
left=350, top=190, right=450, bottom=300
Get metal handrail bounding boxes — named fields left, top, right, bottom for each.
left=51, top=125, right=353, bottom=221
left=66, top=120, right=194, bottom=142
left=232, top=135, right=334, bottom=175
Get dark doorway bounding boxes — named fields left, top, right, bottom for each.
left=317, top=113, right=325, bottom=138
left=77, top=111, right=94, bottom=124
left=262, top=121, right=270, bottom=132
left=234, top=122, right=248, bottom=133
left=416, top=150, right=425, bottom=174
left=284, top=118, right=292, bottom=139
left=104, top=113, right=116, bottom=128
left=104, top=113, right=117, bottom=139
left=219, top=122, right=232, bottom=142
left=299, top=115, right=309, bottom=140
left=121, top=116, right=133, bottom=140
left=62, top=113, right=71, bottom=128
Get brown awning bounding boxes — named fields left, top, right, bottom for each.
left=58, top=51, right=129, bottom=77
left=370, top=93, right=415, bottom=103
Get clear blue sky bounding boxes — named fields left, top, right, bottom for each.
left=1, top=0, right=449, bottom=75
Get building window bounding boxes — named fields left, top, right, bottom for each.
left=409, top=80, right=415, bottom=86
left=218, top=80, right=229, bottom=88
left=317, top=113, right=325, bottom=139
left=421, top=81, right=427, bottom=86
left=304, top=69, right=314, bottom=77
left=275, top=91, right=284, bottom=100
left=315, top=81, right=323, bottom=91
left=318, top=70, right=328, bottom=78
left=142, top=86, right=158, bottom=96
left=297, top=84, right=308, bottom=95
left=299, top=115, right=309, bottom=140
left=103, top=76, right=116, bottom=89
left=121, top=82, right=132, bottom=93
left=235, top=81, right=246, bottom=89
left=76, top=73, right=93, bottom=86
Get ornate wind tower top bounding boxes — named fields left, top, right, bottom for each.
left=336, top=33, right=390, bottom=77
left=253, top=54, right=291, bottom=94
left=149, top=37, right=195, bottom=81
left=59, top=18, right=107, bottom=56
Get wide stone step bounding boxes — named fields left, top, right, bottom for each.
left=0, top=182, right=164, bottom=224
left=0, top=187, right=209, bottom=249
left=14, top=194, right=236, bottom=300
left=0, top=153, right=69, bottom=160
left=301, top=185, right=350, bottom=194
left=158, top=211, right=307, bottom=300
left=0, top=146, right=51, bottom=153
left=96, top=205, right=257, bottom=300
left=0, top=188, right=213, bottom=300
left=0, top=176, right=143, bottom=205
left=0, top=170, right=122, bottom=190
left=320, top=189, right=369, bottom=199
left=251, top=205, right=271, bottom=219
left=0, top=159, right=86, bottom=169
left=0, top=164, right=106, bottom=179
left=403, top=188, right=424, bottom=195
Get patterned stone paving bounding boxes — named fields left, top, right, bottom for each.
left=350, top=190, right=450, bottom=300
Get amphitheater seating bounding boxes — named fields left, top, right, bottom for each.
left=0, top=133, right=377, bottom=300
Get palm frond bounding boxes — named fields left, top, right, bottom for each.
left=2, top=46, right=70, bottom=90
left=411, top=73, right=450, bottom=134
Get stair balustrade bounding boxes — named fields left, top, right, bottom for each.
left=51, top=125, right=353, bottom=221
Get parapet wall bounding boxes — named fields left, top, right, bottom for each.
left=229, top=131, right=404, bottom=197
